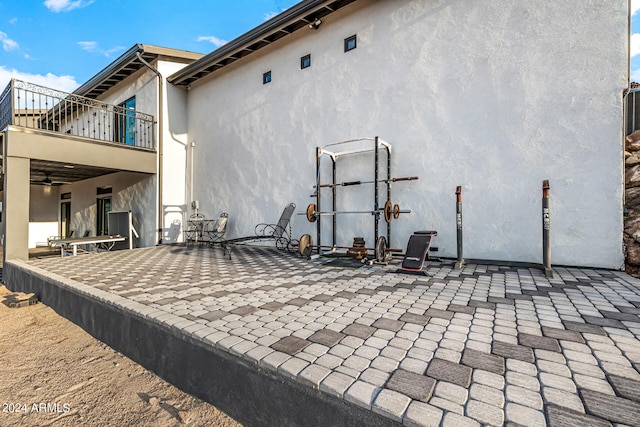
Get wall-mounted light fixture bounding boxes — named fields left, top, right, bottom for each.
left=309, top=19, right=322, bottom=30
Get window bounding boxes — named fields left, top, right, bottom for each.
left=344, top=35, right=357, bottom=52
left=97, top=197, right=112, bottom=236
left=115, top=96, right=136, bottom=145
left=301, top=54, right=311, bottom=69
left=61, top=192, right=71, bottom=200
left=263, top=71, right=272, bottom=84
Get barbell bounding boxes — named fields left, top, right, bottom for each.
left=304, top=200, right=410, bottom=224
left=315, top=176, right=419, bottom=189
left=298, top=234, right=400, bottom=262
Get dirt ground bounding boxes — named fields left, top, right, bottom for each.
left=0, top=285, right=242, bottom=427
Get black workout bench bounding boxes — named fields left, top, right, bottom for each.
left=401, top=230, right=438, bottom=273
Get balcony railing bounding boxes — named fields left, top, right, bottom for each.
left=0, top=79, right=155, bottom=150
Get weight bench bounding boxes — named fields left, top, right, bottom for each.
left=401, top=230, right=438, bottom=273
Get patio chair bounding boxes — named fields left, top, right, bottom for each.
left=203, top=213, right=229, bottom=246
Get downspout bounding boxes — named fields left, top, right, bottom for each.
left=137, top=51, right=164, bottom=244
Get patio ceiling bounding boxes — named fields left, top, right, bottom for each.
left=0, top=160, right=121, bottom=191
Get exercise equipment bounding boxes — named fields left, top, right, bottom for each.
left=453, top=181, right=553, bottom=278
left=304, top=200, right=411, bottom=224
left=315, top=176, right=419, bottom=188
left=298, top=233, right=399, bottom=263
left=401, top=230, right=438, bottom=272
left=308, top=137, right=417, bottom=256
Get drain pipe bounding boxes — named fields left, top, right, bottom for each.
left=137, top=51, right=164, bottom=244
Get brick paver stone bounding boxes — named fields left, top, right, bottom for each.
left=491, top=341, right=535, bottom=363
left=230, top=305, right=258, bottom=316
left=334, top=290, right=358, bottom=299
left=308, top=329, right=346, bottom=347
left=461, top=348, right=505, bottom=375
left=310, top=294, right=334, bottom=302
left=425, top=308, right=454, bottom=320
left=344, top=380, right=380, bottom=410
left=385, top=369, right=436, bottom=401
left=582, top=315, right=624, bottom=329
left=372, top=389, right=412, bottom=422
left=342, top=323, right=376, bottom=339
left=403, top=401, right=443, bottom=427
left=287, top=297, right=310, bottom=307
left=466, top=399, right=504, bottom=426
left=581, top=389, right=640, bottom=425
left=545, top=404, right=612, bottom=427
left=541, top=326, right=585, bottom=343
left=608, top=374, right=640, bottom=403
left=468, top=300, right=496, bottom=310
left=372, top=318, right=406, bottom=332
left=563, top=321, right=606, bottom=336
left=518, top=333, right=561, bottom=352
left=271, top=336, right=311, bottom=355
left=198, top=310, right=227, bottom=321
left=599, top=310, right=640, bottom=322
left=447, top=304, right=476, bottom=315
left=260, top=301, right=286, bottom=311
left=488, top=296, right=515, bottom=306
left=399, top=313, right=431, bottom=326
left=426, top=358, right=472, bottom=388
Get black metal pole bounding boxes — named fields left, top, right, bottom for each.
left=542, top=180, right=553, bottom=278
left=332, top=157, right=336, bottom=247
left=386, top=143, right=391, bottom=246
left=374, top=137, right=379, bottom=245
left=316, top=146, right=321, bottom=255
left=455, top=186, right=464, bottom=270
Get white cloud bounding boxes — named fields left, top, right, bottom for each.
left=0, top=66, right=79, bottom=95
left=263, top=11, right=279, bottom=21
left=633, top=0, right=640, bottom=16
left=43, top=0, right=95, bottom=13
left=196, top=36, right=228, bottom=48
left=9, top=17, right=18, bottom=25
left=0, top=31, right=19, bottom=51
left=77, top=41, right=124, bottom=57
left=77, top=41, right=98, bottom=52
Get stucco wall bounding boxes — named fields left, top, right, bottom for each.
left=185, top=0, right=627, bottom=268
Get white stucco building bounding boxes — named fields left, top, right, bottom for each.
left=0, top=0, right=630, bottom=269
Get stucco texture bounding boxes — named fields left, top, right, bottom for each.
left=185, top=0, right=627, bottom=268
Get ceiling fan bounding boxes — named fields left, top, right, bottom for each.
left=31, top=174, right=72, bottom=186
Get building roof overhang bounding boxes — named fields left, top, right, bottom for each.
left=168, top=0, right=357, bottom=87
left=74, top=44, right=204, bottom=99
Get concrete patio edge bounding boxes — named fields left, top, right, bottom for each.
left=4, top=260, right=399, bottom=427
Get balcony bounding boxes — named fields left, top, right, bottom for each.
left=0, top=79, right=155, bottom=150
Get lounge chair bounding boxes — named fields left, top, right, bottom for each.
left=221, top=203, right=297, bottom=256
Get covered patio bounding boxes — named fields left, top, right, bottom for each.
left=4, top=245, right=640, bottom=426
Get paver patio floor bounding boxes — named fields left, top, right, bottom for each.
left=6, top=244, right=640, bottom=426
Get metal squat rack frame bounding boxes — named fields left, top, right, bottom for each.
left=314, top=136, right=392, bottom=255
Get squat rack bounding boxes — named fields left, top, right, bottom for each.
left=313, top=136, right=392, bottom=254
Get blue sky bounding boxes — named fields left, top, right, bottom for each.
left=0, top=0, right=298, bottom=92
left=1, top=0, right=639, bottom=94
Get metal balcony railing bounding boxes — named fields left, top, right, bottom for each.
left=0, top=79, right=155, bottom=150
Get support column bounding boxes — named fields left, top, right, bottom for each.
left=4, top=155, right=30, bottom=261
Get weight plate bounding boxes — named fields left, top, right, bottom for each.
left=384, top=200, right=393, bottom=224
left=393, top=204, right=400, bottom=219
left=306, top=203, right=317, bottom=222
left=375, top=236, right=387, bottom=263
left=299, top=234, right=313, bottom=257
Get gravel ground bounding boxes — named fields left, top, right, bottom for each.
left=0, top=285, right=242, bottom=427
